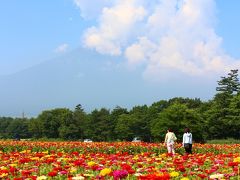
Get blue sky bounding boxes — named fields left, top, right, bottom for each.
left=0, top=0, right=240, bottom=116
left=0, top=0, right=240, bottom=75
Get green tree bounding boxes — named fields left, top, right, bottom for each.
left=168, top=97, right=202, bottom=109
left=109, top=106, right=128, bottom=140
left=6, top=118, right=30, bottom=139
left=129, top=105, right=150, bottom=141
left=147, top=100, right=169, bottom=142
left=28, top=118, right=44, bottom=138
left=214, top=69, right=240, bottom=109
left=114, top=114, right=135, bottom=141
left=0, top=117, right=13, bottom=138
left=206, top=69, right=240, bottom=139
left=89, top=108, right=111, bottom=141
left=72, top=104, right=88, bottom=140
left=150, top=103, right=203, bottom=142
left=58, top=124, right=79, bottom=140
left=225, top=94, right=240, bottom=139
left=37, top=108, right=73, bottom=138
left=216, top=69, right=240, bottom=94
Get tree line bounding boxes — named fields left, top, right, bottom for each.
left=0, top=69, right=240, bottom=142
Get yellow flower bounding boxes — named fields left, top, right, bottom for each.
left=9, top=163, right=18, bottom=167
left=87, top=161, right=96, bottom=166
left=20, top=150, right=31, bottom=153
left=0, top=166, right=7, bottom=170
left=180, top=178, right=190, bottom=180
left=31, top=157, right=40, bottom=161
left=36, top=175, right=47, bottom=180
left=70, top=167, right=77, bottom=173
left=0, top=173, right=8, bottom=178
left=99, top=168, right=111, bottom=176
left=233, top=157, right=240, bottom=163
left=83, top=173, right=94, bottom=177
left=133, top=155, right=139, bottom=160
left=170, top=171, right=179, bottom=177
left=168, top=167, right=175, bottom=171
left=160, top=153, right=167, bottom=158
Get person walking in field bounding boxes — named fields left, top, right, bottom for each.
left=164, top=128, right=177, bottom=155
left=182, top=127, right=193, bottom=154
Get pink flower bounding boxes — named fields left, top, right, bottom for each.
left=113, top=170, right=128, bottom=180
left=59, top=170, right=68, bottom=175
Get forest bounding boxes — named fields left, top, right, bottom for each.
left=0, top=69, right=239, bottom=142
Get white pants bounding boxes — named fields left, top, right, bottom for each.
left=167, top=142, right=175, bottom=154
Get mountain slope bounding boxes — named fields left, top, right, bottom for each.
left=0, top=48, right=146, bottom=117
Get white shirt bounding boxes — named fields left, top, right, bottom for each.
left=182, top=132, right=192, bottom=144
left=165, top=132, right=177, bottom=144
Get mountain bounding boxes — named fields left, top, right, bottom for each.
left=0, top=48, right=216, bottom=117
left=0, top=48, right=149, bottom=117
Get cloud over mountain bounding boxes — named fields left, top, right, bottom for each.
left=74, top=0, right=240, bottom=81
left=54, top=43, right=69, bottom=53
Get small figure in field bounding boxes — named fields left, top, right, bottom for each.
left=164, top=128, right=177, bottom=155
left=182, top=128, right=192, bottom=154
left=14, top=133, right=20, bottom=141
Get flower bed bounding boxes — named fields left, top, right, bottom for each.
left=0, top=141, right=239, bottom=179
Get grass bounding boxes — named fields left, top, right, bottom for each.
left=206, top=138, right=240, bottom=144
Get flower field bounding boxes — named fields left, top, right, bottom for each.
left=0, top=141, right=239, bottom=179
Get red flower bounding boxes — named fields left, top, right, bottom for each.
left=197, top=173, right=207, bottom=179
left=121, top=164, right=135, bottom=174
left=48, top=171, right=58, bottom=177
left=177, top=165, right=186, bottom=172
left=19, top=158, right=31, bottom=164
left=228, top=162, right=238, bottom=167
left=139, top=173, right=170, bottom=180
left=10, top=166, right=17, bottom=175
left=73, top=159, right=85, bottom=166
left=21, top=170, right=32, bottom=176
left=53, top=166, right=62, bottom=172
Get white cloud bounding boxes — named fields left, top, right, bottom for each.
left=125, top=37, right=157, bottom=65
left=83, top=0, right=147, bottom=55
left=54, top=44, right=69, bottom=53
left=73, top=0, right=112, bottom=19
left=75, top=0, right=240, bottom=80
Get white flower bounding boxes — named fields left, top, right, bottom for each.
left=209, top=173, right=224, bottom=179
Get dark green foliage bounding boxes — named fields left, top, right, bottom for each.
left=205, top=69, right=240, bottom=140
left=88, top=108, right=112, bottom=141
left=225, top=94, right=240, bottom=138
left=114, top=114, right=135, bottom=141
left=110, top=106, right=128, bottom=140
left=0, top=69, right=239, bottom=142
left=0, top=117, right=13, bottom=138
left=73, top=104, right=88, bottom=140
left=6, top=118, right=30, bottom=139
left=150, top=103, right=204, bottom=142
left=216, top=69, right=240, bottom=94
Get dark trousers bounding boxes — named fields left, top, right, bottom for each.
left=184, top=143, right=192, bottom=154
